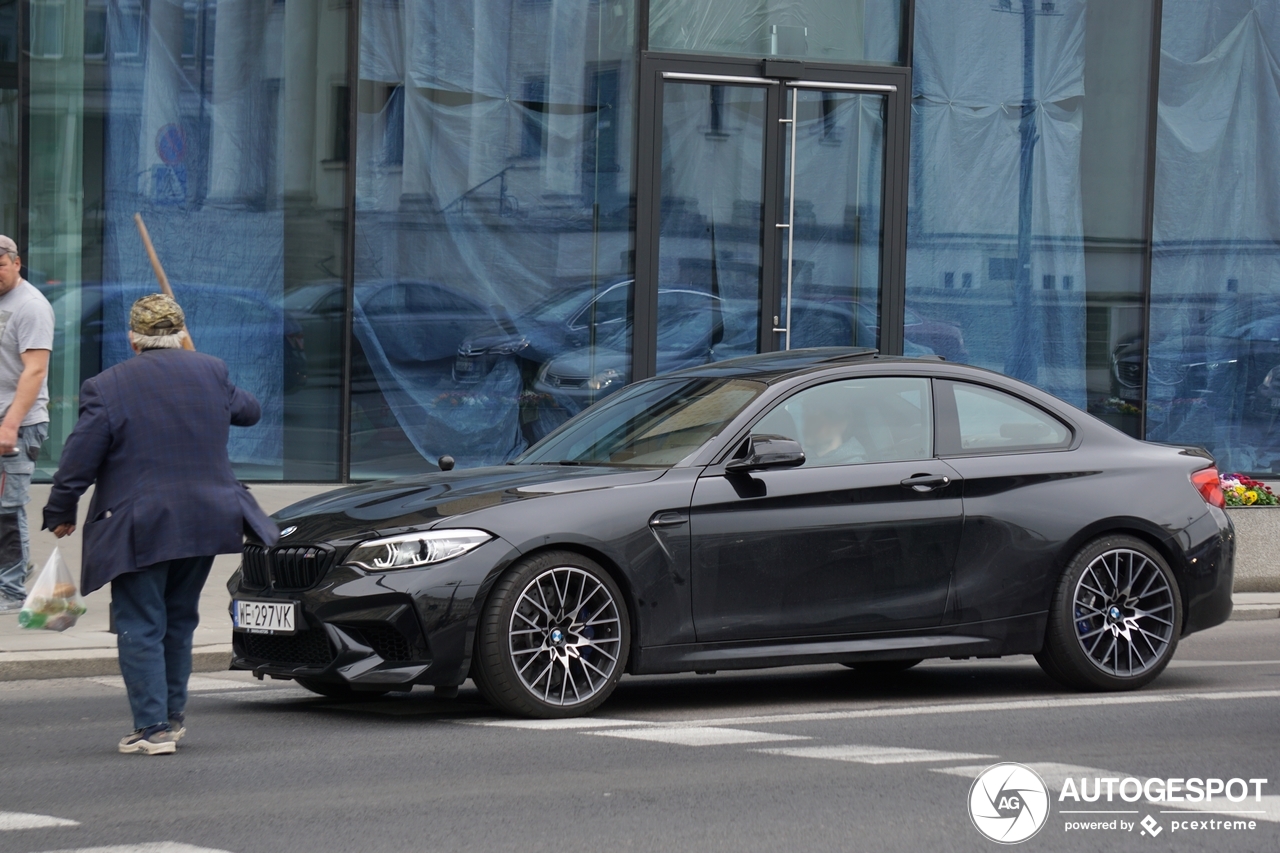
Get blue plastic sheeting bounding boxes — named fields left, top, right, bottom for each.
left=351, top=288, right=525, bottom=469
left=353, top=0, right=634, bottom=469
left=906, top=0, right=1087, bottom=408
left=1147, top=2, right=1280, bottom=473
left=648, top=0, right=904, bottom=65
left=98, top=0, right=285, bottom=470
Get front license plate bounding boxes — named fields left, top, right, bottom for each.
left=232, top=600, right=299, bottom=635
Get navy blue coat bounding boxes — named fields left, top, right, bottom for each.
left=43, top=348, right=279, bottom=593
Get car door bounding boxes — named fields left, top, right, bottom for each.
left=689, top=376, right=964, bottom=642
left=932, top=379, right=1080, bottom=625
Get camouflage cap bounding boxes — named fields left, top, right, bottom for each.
left=130, top=293, right=186, bottom=336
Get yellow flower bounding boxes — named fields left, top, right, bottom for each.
left=1234, top=485, right=1247, bottom=494
left=1244, top=490, right=1258, bottom=505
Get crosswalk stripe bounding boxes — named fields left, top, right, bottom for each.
left=585, top=726, right=810, bottom=747
left=757, top=744, right=996, bottom=764
left=30, top=845, right=234, bottom=853
left=468, top=717, right=649, bottom=730
left=659, top=688, right=1280, bottom=730
left=0, top=812, right=78, bottom=831
left=933, top=763, right=1280, bottom=824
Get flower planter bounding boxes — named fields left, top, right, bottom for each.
left=1225, top=506, right=1280, bottom=592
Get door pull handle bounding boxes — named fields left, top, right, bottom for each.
left=900, top=474, right=951, bottom=493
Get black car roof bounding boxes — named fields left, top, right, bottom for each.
left=665, top=346, right=938, bottom=383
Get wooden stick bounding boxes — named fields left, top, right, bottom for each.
left=133, top=213, right=196, bottom=351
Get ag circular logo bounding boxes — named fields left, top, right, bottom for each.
left=968, top=762, right=1050, bottom=844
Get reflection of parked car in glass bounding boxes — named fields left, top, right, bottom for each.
left=1111, top=304, right=1280, bottom=418
left=453, top=278, right=633, bottom=383
left=533, top=297, right=916, bottom=414
left=44, top=281, right=307, bottom=394
left=357, top=280, right=503, bottom=367
left=804, top=296, right=966, bottom=362
left=531, top=288, right=730, bottom=407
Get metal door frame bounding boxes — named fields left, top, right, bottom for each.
left=634, top=52, right=911, bottom=380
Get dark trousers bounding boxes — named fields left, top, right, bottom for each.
left=111, top=555, right=215, bottom=730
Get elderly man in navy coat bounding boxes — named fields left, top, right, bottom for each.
left=44, top=293, right=278, bottom=755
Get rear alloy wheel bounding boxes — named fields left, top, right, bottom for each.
left=474, top=551, right=630, bottom=718
left=1037, top=536, right=1182, bottom=691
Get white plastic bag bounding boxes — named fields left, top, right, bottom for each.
left=19, top=548, right=86, bottom=631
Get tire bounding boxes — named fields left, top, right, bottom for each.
left=295, top=678, right=391, bottom=700
left=473, top=550, right=630, bottom=718
left=1036, top=535, right=1183, bottom=691
left=840, top=658, right=923, bottom=674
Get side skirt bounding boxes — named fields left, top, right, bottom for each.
left=630, top=612, right=1047, bottom=675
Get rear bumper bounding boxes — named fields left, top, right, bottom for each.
left=1179, top=505, right=1234, bottom=635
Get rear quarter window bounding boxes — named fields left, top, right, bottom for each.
left=937, top=380, right=1072, bottom=455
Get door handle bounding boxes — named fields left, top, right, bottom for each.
left=900, top=473, right=952, bottom=493
left=649, top=511, right=688, bottom=528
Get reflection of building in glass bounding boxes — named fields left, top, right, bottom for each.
left=5, top=0, right=1280, bottom=481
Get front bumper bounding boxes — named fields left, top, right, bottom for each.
left=229, top=538, right=514, bottom=690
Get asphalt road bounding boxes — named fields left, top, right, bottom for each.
left=3, top=620, right=1279, bottom=853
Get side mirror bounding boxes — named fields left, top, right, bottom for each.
left=725, top=434, right=805, bottom=474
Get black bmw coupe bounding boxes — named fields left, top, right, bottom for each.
left=229, top=348, right=1234, bottom=717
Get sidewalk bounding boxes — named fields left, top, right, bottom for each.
left=0, top=483, right=332, bottom=680
left=2, top=483, right=1278, bottom=680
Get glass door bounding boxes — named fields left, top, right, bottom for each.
left=635, top=56, right=909, bottom=380
left=780, top=82, right=890, bottom=353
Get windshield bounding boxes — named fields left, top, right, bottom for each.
left=518, top=376, right=765, bottom=467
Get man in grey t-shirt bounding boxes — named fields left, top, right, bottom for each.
left=0, top=235, right=54, bottom=612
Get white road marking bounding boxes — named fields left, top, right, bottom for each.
left=468, top=717, right=649, bottom=730
left=1168, top=659, right=1280, bottom=668
left=30, top=845, right=235, bottom=853
left=661, top=688, right=1280, bottom=730
left=0, top=811, right=78, bottom=830
left=758, top=744, right=995, bottom=764
left=585, top=726, right=810, bottom=747
left=88, top=676, right=258, bottom=693
left=935, top=764, right=1280, bottom=824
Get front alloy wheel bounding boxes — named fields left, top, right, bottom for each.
left=1037, top=535, right=1182, bottom=691
left=474, top=551, right=629, bottom=717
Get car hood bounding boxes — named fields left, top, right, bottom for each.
left=268, top=465, right=668, bottom=543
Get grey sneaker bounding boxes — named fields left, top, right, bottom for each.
left=169, top=712, right=186, bottom=742
left=118, top=725, right=177, bottom=755
left=0, top=597, right=23, bottom=614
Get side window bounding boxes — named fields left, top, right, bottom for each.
left=750, top=377, right=933, bottom=467
left=942, top=382, right=1071, bottom=453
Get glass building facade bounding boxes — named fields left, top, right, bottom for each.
left=2, top=0, right=1277, bottom=482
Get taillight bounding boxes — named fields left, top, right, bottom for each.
left=1191, top=466, right=1225, bottom=508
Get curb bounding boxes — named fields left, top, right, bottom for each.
left=1231, top=607, right=1280, bottom=622
left=0, top=645, right=231, bottom=682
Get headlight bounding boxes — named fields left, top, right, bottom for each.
left=587, top=368, right=623, bottom=391
left=494, top=338, right=530, bottom=355
left=345, top=529, right=491, bottom=571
